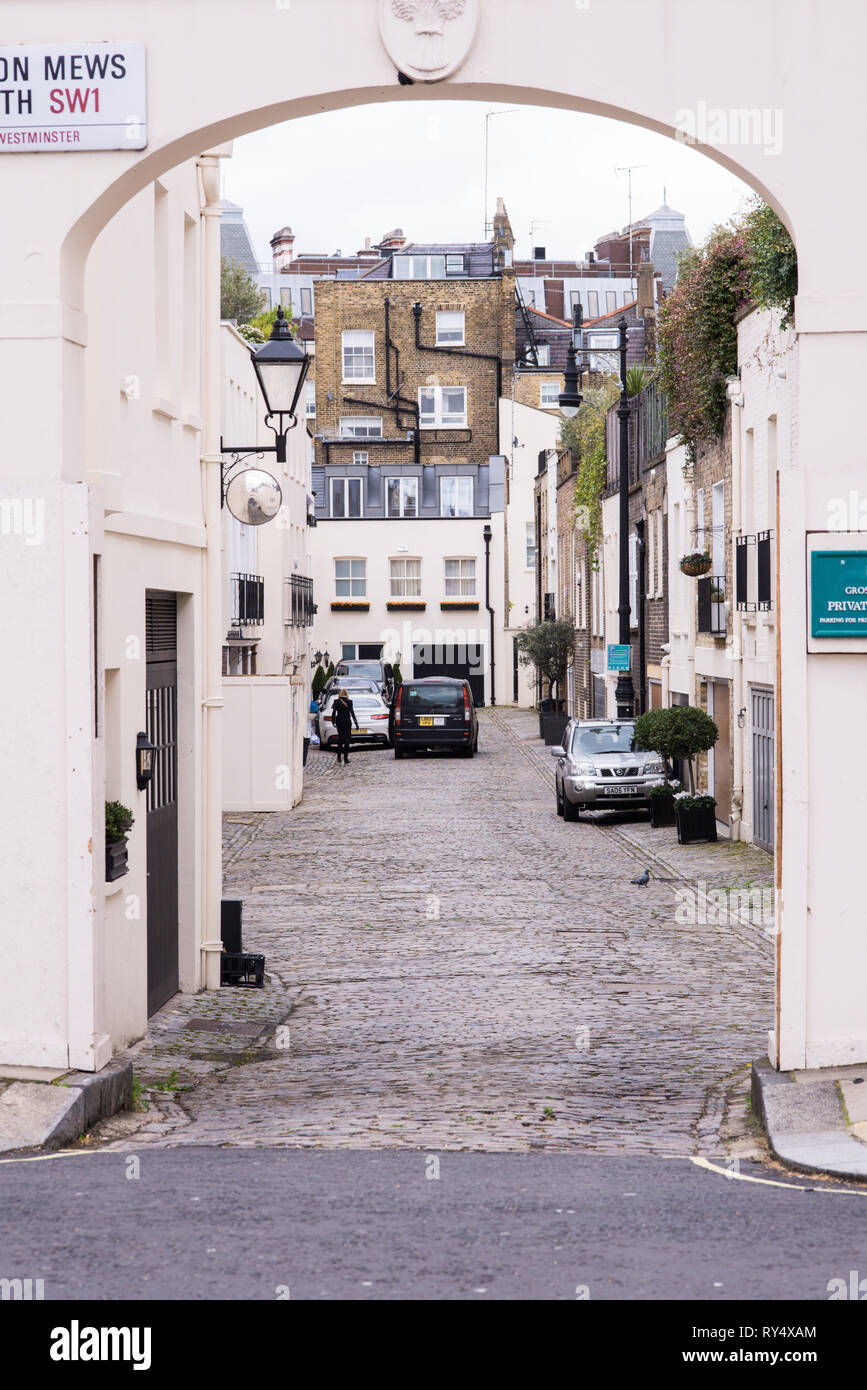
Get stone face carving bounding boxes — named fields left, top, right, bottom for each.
left=380, top=0, right=479, bottom=83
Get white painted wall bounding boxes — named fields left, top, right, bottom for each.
left=1, top=0, right=866, bottom=1072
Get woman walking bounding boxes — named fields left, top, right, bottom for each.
left=332, top=687, right=359, bottom=765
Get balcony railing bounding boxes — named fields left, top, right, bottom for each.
left=231, top=572, right=264, bottom=626
left=697, top=575, right=727, bottom=635
left=286, top=573, right=315, bottom=627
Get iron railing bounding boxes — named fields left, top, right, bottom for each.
left=697, top=575, right=727, bottom=635
left=231, top=572, right=264, bottom=626
left=285, top=574, right=315, bottom=627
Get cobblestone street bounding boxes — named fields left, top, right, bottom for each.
left=111, top=708, right=774, bottom=1156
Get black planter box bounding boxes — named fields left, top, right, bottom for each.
left=675, top=804, right=718, bottom=844
left=650, top=797, right=676, bottom=827
left=105, top=840, right=129, bottom=882
left=542, top=713, right=570, bottom=746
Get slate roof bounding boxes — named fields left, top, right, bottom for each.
left=220, top=201, right=259, bottom=276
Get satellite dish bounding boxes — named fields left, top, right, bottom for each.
left=225, top=468, right=282, bottom=525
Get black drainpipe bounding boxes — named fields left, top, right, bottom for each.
left=412, top=303, right=503, bottom=453
left=483, top=522, right=495, bottom=706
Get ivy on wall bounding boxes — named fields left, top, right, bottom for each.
left=559, top=382, right=620, bottom=569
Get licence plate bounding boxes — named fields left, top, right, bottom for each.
left=602, top=784, right=640, bottom=795
left=418, top=716, right=446, bottom=726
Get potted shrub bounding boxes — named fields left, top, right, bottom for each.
left=514, top=618, right=575, bottom=740
left=673, top=791, right=718, bottom=844
left=679, top=549, right=713, bottom=577
left=105, top=800, right=135, bottom=882
left=634, top=705, right=719, bottom=794
left=649, top=780, right=681, bottom=827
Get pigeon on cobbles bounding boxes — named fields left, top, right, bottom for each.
left=631, top=868, right=651, bottom=886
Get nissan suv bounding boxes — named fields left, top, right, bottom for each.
left=552, top=718, right=666, bottom=819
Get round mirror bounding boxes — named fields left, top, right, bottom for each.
left=225, top=468, right=283, bottom=525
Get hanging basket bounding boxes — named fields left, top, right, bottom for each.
left=679, top=555, right=712, bottom=578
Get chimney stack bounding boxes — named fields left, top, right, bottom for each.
left=379, top=227, right=407, bottom=250
left=270, top=225, right=295, bottom=273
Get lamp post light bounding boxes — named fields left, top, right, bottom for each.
left=614, top=316, right=636, bottom=719
left=220, top=306, right=310, bottom=522
left=558, top=301, right=586, bottom=419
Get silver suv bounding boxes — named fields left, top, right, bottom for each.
left=552, top=718, right=666, bottom=820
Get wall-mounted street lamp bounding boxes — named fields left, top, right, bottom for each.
left=136, top=731, right=156, bottom=791
left=559, top=303, right=588, bottom=419
left=220, top=307, right=310, bottom=526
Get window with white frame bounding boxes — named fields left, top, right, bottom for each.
left=648, top=507, right=656, bottom=598
left=392, top=254, right=446, bottom=279
left=440, top=476, right=473, bottom=517
left=419, top=385, right=467, bottom=428
left=339, top=416, right=382, bottom=439
left=587, top=290, right=599, bottom=318
left=300, top=287, right=313, bottom=315
left=570, top=291, right=582, bottom=317
left=305, top=381, right=316, bottom=417
left=335, top=557, right=366, bottom=597
left=534, top=344, right=551, bottom=366
left=444, top=557, right=476, bottom=597
left=342, top=330, right=375, bottom=382
left=655, top=509, right=664, bottom=598
left=386, top=476, right=419, bottom=518
left=330, top=477, right=363, bottom=519
left=436, top=310, right=465, bottom=345
left=539, top=380, right=561, bottom=408
left=606, top=290, right=618, bottom=313
left=629, top=532, right=638, bottom=627
left=389, top=557, right=422, bottom=597
left=525, top=521, right=536, bottom=570
left=352, top=450, right=369, bottom=467
left=446, top=254, right=465, bottom=274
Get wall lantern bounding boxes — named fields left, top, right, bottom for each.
left=136, top=731, right=156, bottom=790
left=220, top=307, right=310, bottom=524
left=559, top=305, right=587, bottom=419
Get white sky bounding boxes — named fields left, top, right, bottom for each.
left=224, top=100, right=756, bottom=269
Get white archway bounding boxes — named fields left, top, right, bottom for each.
left=2, top=0, right=866, bottom=1074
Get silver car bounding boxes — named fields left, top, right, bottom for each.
left=552, top=718, right=666, bottom=819
left=318, top=689, right=392, bottom=748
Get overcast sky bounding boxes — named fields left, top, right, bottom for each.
left=224, top=100, right=756, bottom=269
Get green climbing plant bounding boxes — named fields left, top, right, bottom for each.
left=559, top=382, right=619, bottom=569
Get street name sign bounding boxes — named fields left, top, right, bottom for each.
left=0, top=44, right=146, bottom=151
left=607, top=644, right=631, bottom=671
left=810, top=550, right=867, bottom=637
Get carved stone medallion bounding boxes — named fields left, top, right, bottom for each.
left=379, top=0, right=480, bottom=83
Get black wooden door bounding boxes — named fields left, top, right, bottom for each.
left=146, top=591, right=179, bottom=1015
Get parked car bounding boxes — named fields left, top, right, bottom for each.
left=333, top=659, right=394, bottom=698
left=552, top=718, right=666, bottom=819
left=318, top=688, right=392, bottom=748
left=320, top=676, right=380, bottom=702
left=391, top=677, right=479, bottom=759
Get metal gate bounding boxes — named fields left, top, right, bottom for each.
left=146, top=591, right=179, bottom=1015
left=751, top=686, right=775, bottom=852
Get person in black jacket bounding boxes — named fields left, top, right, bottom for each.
left=332, top=688, right=359, bottom=764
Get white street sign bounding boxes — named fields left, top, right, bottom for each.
left=0, top=43, right=146, bottom=151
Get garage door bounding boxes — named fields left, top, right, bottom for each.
left=412, top=643, right=485, bottom=706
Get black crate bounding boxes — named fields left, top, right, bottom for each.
left=220, top=951, right=265, bottom=988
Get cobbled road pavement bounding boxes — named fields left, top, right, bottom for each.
left=107, top=708, right=774, bottom=1158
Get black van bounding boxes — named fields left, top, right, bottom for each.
left=391, top=677, right=479, bottom=759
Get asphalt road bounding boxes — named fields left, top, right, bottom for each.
left=1, top=1147, right=865, bottom=1301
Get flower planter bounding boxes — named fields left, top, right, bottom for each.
left=675, top=803, right=718, bottom=844
left=542, top=713, right=570, bottom=746
left=105, top=839, right=129, bottom=882
left=330, top=601, right=369, bottom=611
left=386, top=601, right=426, bottom=611
left=440, top=601, right=479, bottom=610
left=680, top=558, right=712, bottom=578
left=649, top=797, right=676, bottom=827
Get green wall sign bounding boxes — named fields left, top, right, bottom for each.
left=811, top=551, right=867, bottom=637
left=607, top=644, right=631, bottom=671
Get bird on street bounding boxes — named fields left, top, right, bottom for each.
left=631, top=868, right=651, bottom=887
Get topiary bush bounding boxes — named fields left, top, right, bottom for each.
left=105, top=801, right=135, bottom=845
left=633, top=706, right=718, bottom=792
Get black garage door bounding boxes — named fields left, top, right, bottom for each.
left=412, top=643, right=485, bottom=706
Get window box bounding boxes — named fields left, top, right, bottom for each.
left=440, top=600, right=479, bottom=610
left=105, top=840, right=129, bottom=882
left=387, top=601, right=426, bottom=611
left=331, top=601, right=370, bottom=611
